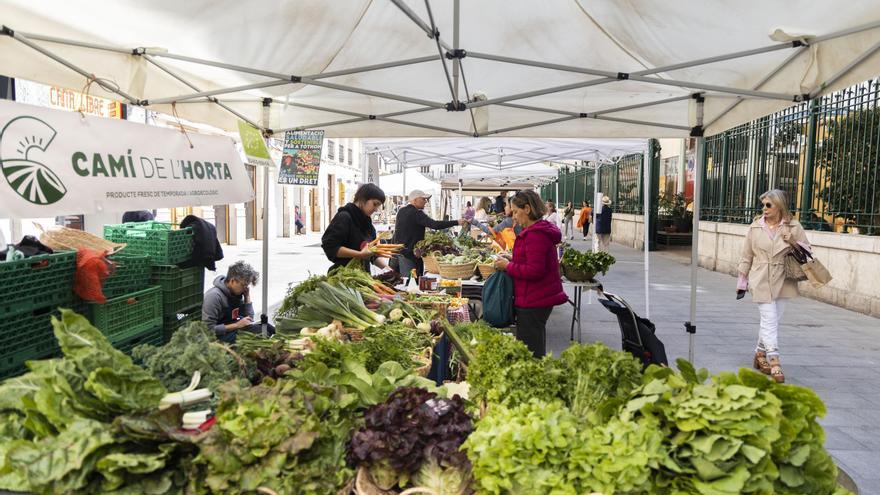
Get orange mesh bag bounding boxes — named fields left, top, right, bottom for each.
left=499, top=228, right=517, bottom=251
left=74, top=248, right=112, bottom=303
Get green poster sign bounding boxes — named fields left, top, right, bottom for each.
left=237, top=121, right=272, bottom=167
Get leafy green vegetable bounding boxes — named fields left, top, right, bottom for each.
left=132, top=322, right=241, bottom=392
left=0, top=310, right=195, bottom=495
left=559, top=342, right=643, bottom=423
left=360, top=323, right=433, bottom=374
left=560, top=247, right=616, bottom=275
left=279, top=282, right=386, bottom=330
left=464, top=329, right=534, bottom=404
left=414, top=231, right=459, bottom=258
left=275, top=273, right=328, bottom=320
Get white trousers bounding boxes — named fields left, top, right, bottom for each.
left=756, top=299, right=787, bottom=356
left=563, top=218, right=574, bottom=238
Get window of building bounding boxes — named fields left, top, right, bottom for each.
left=338, top=144, right=344, bottom=163
left=420, top=165, right=431, bottom=174
left=348, top=148, right=353, bottom=165
left=327, top=140, right=335, bottom=160
left=445, top=163, right=455, bottom=174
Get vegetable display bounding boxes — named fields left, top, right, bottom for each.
left=279, top=281, right=386, bottom=330
left=0, top=310, right=194, bottom=495
left=133, top=321, right=241, bottom=393
left=347, top=386, right=474, bottom=493
left=414, top=231, right=459, bottom=258
left=560, top=247, right=616, bottom=276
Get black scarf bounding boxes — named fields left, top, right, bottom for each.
left=339, top=202, right=375, bottom=239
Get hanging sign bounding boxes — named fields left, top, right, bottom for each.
left=0, top=100, right=254, bottom=217
left=236, top=120, right=273, bottom=168
left=278, top=130, right=324, bottom=186
left=15, top=79, right=123, bottom=119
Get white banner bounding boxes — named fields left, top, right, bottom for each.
left=0, top=100, right=254, bottom=217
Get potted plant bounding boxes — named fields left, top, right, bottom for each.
left=668, top=193, right=693, bottom=233
left=559, top=247, right=616, bottom=281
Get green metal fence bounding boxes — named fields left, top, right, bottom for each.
left=703, top=78, right=880, bottom=235
left=541, top=155, right=644, bottom=214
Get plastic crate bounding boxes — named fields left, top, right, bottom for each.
left=150, top=265, right=204, bottom=316
left=162, top=304, right=202, bottom=342
left=102, top=254, right=151, bottom=299
left=115, top=326, right=164, bottom=355
left=87, top=286, right=163, bottom=344
left=0, top=306, right=64, bottom=379
left=103, top=222, right=193, bottom=265
left=0, top=251, right=76, bottom=316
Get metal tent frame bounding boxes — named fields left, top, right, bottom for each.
left=4, top=2, right=880, bottom=360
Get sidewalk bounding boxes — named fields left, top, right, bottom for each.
left=217, top=235, right=880, bottom=492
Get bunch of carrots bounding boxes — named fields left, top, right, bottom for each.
left=368, top=237, right=404, bottom=258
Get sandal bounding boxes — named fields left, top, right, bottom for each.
left=753, top=351, right=771, bottom=375
left=768, top=355, right=785, bottom=383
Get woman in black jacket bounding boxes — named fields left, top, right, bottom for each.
left=321, top=183, right=387, bottom=272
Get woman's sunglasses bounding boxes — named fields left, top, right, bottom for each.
left=762, top=202, right=774, bottom=209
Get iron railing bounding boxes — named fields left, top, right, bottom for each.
left=702, top=78, right=880, bottom=235
left=542, top=155, right=644, bottom=215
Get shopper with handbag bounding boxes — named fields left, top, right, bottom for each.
left=736, top=189, right=811, bottom=383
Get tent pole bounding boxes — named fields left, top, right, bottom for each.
left=142, top=54, right=262, bottom=129
left=498, top=94, right=694, bottom=118
left=643, top=142, right=651, bottom=319
left=260, top=101, right=271, bottom=338
left=145, top=80, right=291, bottom=105
left=688, top=96, right=705, bottom=363
left=402, top=151, right=408, bottom=200
left=452, top=0, right=461, bottom=103
left=593, top=163, right=599, bottom=253
left=276, top=106, right=436, bottom=132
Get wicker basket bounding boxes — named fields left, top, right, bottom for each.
left=561, top=264, right=595, bottom=282
left=422, top=254, right=440, bottom=274
left=38, top=225, right=126, bottom=255
left=438, top=262, right=476, bottom=280
left=414, top=346, right=433, bottom=377
left=477, top=263, right=496, bottom=278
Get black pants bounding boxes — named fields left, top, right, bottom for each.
left=582, top=222, right=590, bottom=237
left=515, top=306, right=553, bottom=358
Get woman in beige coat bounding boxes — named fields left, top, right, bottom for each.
left=737, top=189, right=810, bottom=383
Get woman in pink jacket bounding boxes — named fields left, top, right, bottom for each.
left=494, top=190, right=568, bottom=357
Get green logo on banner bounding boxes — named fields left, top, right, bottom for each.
left=0, top=116, right=67, bottom=205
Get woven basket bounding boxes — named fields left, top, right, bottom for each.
left=422, top=254, right=440, bottom=274
left=414, top=346, right=433, bottom=377
left=38, top=225, right=126, bottom=255
left=561, top=264, right=595, bottom=282
left=438, top=262, right=476, bottom=280
left=477, top=263, right=496, bottom=278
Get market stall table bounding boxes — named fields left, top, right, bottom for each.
left=563, top=279, right=602, bottom=343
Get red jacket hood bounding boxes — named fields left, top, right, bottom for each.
left=521, top=220, right=562, bottom=244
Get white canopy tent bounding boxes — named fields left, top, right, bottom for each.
left=378, top=169, right=441, bottom=198
left=2, top=0, right=880, bottom=358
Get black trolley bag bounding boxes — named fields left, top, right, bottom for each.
left=598, top=290, right=668, bottom=368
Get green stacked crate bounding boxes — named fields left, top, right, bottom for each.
left=0, top=250, right=76, bottom=316
left=87, top=286, right=163, bottom=345
left=161, top=306, right=202, bottom=342
left=103, top=222, right=194, bottom=265
left=102, top=253, right=152, bottom=299
left=0, top=301, right=85, bottom=380
left=150, top=264, right=204, bottom=314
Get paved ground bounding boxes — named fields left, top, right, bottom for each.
left=216, top=233, right=880, bottom=493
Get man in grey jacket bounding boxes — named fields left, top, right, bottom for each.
left=202, top=261, right=273, bottom=343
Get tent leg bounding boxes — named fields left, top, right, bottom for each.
left=643, top=142, right=651, bottom=319
left=592, top=164, right=599, bottom=253
left=260, top=103, right=271, bottom=338
left=688, top=98, right=705, bottom=363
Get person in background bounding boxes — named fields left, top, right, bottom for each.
left=203, top=261, right=274, bottom=344
left=122, top=210, right=155, bottom=223
left=576, top=201, right=593, bottom=241
left=543, top=201, right=560, bottom=228
left=393, top=189, right=467, bottom=276
left=493, top=194, right=506, bottom=214
left=463, top=201, right=475, bottom=221
left=474, top=197, right=492, bottom=223
left=562, top=201, right=575, bottom=240
left=595, top=195, right=613, bottom=251
left=494, top=197, right=523, bottom=236
left=294, top=206, right=305, bottom=235
left=494, top=190, right=567, bottom=357
left=737, top=189, right=810, bottom=384
left=321, top=183, right=388, bottom=273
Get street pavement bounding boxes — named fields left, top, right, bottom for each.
left=215, top=233, right=880, bottom=493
